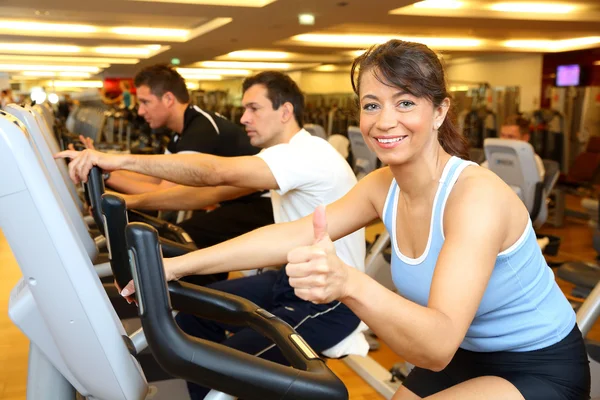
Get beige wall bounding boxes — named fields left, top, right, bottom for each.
left=197, top=70, right=354, bottom=102
left=297, top=71, right=353, bottom=94
left=446, top=53, right=543, bottom=112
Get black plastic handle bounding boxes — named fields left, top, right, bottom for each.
left=84, top=166, right=106, bottom=233
left=87, top=165, right=196, bottom=256
left=101, top=193, right=195, bottom=288
left=125, top=222, right=348, bottom=400
left=101, top=194, right=133, bottom=289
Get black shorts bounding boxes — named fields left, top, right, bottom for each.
left=403, top=325, right=591, bottom=400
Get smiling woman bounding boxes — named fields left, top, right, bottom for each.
left=351, top=40, right=469, bottom=163
left=281, top=39, right=591, bottom=400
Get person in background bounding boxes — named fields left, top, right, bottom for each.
left=481, top=114, right=545, bottom=180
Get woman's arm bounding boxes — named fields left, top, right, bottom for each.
left=288, top=170, right=527, bottom=371
left=164, top=170, right=385, bottom=279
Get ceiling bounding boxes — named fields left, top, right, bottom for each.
left=0, top=0, right=598, bottom=90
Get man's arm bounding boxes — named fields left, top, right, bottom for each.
left=55, top=149, right=279, bottom=190
left=122, top=185, right=258, bottom=211
left=106, top=170, right=177, bottom=194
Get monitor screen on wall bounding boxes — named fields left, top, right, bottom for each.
left=556, top=64, right=581, bottom=87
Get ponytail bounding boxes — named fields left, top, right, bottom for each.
left=438, top=106, right=470, bottom=160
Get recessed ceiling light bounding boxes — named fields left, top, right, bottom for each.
left=490, top=2, right=576, bottom=13
left=124, top=0, right=277, bottom=6
left=413, top=0, right=463, bottom=9
left=298, top=14, right=315, bottom=25
left=94, top=47, right=151, bottom=56
left=195, top=61, right=293, bottom=70
left=0, top=43, right=81, bottom=53
left=290, top=34, right=481, bottom=48
left=0, top=64, right=101, bottom=72
left=111, top=26, right=188, bottom=38
left=0, top=20, right=97, bottom=33
left=226, top=50, right=291, bottom=60
left=177, top=67, right=252, bottom=76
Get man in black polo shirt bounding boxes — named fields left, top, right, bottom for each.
left=105, top=64, right=274, bottom=283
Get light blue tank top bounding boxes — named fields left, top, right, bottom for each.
left=383, top=156, right=576, bottom=352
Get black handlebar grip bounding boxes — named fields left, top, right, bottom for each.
left=85, top=166, right=106, bottom=234
left=100, top=193, right=131, bottom=289
left=125, top=222, right=348, bottom=400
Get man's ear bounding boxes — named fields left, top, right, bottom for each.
left=281, top=102, right=295, bottom=123
left=162, top=92, right=176, bottom=107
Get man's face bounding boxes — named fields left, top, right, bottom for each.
left=500, top=125, right=526, bottom=141
left=240, top=84, right=285, bottom=148
left=136, top=85, right=170, bottom=129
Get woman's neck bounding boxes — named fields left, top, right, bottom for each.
left=389, top=145, right=452, bottom=202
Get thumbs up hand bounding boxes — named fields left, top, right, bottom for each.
left=286, top=205, right=351, bottom=304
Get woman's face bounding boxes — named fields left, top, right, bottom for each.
left=358, top=69, right=448, bottom=166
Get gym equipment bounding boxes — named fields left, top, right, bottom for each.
left=348, top=126, right=380, bottom=180
left=100, top=191, right=372, bottom=399
left=557, top=196, right=600, bottom=301
left=85, top=166, right=197, bottom=257
left=484, top=138, right=560, bottom=228
left=0, top=110, right=349, bottom=400
left=576, top=280, right=600, bottom=399
left=341, top=230, right=409, bottom=399
left=31, top=104, right=86, bottom=213
left=3, top=105, right=100, bottom=260
left=304, top=123, right=328, bottom=140
left=530, top=109, right=565, bottom=167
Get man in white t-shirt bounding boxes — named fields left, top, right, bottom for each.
left=56, top=71, right=365, bottom=399
left=482, top=114, right=545, bottom=181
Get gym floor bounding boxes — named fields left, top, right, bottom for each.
left=1, top=194, right=599, bottom=400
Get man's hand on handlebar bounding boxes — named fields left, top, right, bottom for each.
left=54, top=148, right=126, bottom=185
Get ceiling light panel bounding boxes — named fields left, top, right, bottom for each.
left=290, top=34, right=482, bottom=48
left=413, top=0, right=464, bottom=9
left=489, top=2, right=576, bottom=14
left=111, top=27, right=188, bottom=38
left=0, top=18, right=229, bottom=42
left=0, top=42, right=167, bottom=58
left=226, top=50, right=291, bottom=60
left=125, top=0, right=277, bottom=7
left=194, top=61, right=293, bottom=70
left=21, top=71, right=92, bottom=78
left=0, top=20, right=97, bottom=33
left=0, top=64, right=101, bottom=73
left=0, top=55, right=140, bottom=65
left=0, top=43, right=81, bottom=53
left=177, top=68, right=252, bottom=76
left=181, top=74, right=223, bottom=81
left=503, top=36, right=600, bottom=51
left=389, top=0, right=594, bottom=21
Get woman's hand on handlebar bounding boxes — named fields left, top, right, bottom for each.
left=117, top=257, right=181, bottom=303
left=115, top=279, right=137, bottom=306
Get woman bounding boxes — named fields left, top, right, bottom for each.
left=284, top=40, right=591, bottom=399
left=124, top=40, right=590, bottom=399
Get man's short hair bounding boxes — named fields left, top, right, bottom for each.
left=504, top=114, right=530, bottom=137
left=242, top=71, right=304, bottom=126
left=134, top=64, right=190, bottom=103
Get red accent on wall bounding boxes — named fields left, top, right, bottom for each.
left=103, top=78, right=136, bottom=95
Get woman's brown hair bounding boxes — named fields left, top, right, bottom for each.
left=351, top=40, right=470, bottom=160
